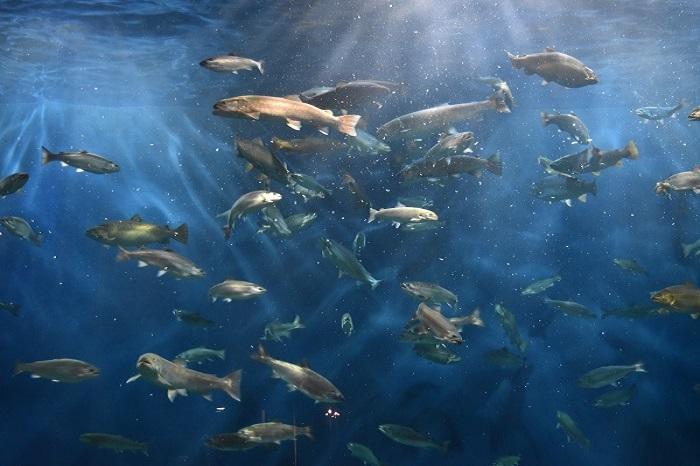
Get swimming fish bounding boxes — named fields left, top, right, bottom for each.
left=14, top=358, right=100, bottom=383
left=80, top=433, right=148, bottom=456
left=175, top=347, right=225, bottom=365
left=300, top=79, right=402, bottom=110
left=634, top=99, right=686, bottom=121
left=424, top=132, right=475, bottom=160
left=401, top=281, right=458, bottom=308
left=271, top=136, right=349, bottom=154
left=369, top=205, right=438, bottom=226
left=543, top=298, right=597, bottom=318
left=41, top=146, right=119, bottom=174
left=531, top=174, right=596, bottom=206
left=612, top=258, right=647, bottom=275
left=263, top=315, right=304, bottom=342
left=378, top=424, right=449, bottom=452
left=341, top=313, right=354, bottom=336
left=485, top=347, right=525, bottom=369
left=209, top=279, right=266, bottom=302
left=172, top=309, right=215, bottom=327
left=218, top=190, right=282, bottom=239
left=414, top=343, right=461, bottom=364
left=0, top=301, right=21, bottom=317
left=236, top=138, right=290, bottom=185
left=521, top=275, right=561, bottom=295
left=689, top=107, right=700, bottom=121
left=593, top=385, right=636, bottom=408
left=321, top=238, right=381, bottom=289
left=347, top=442, right=386, bottom=466
left=236, top=422, right=313, bottom=444
left=414, top=302, right=463, bottom=344
left=494, top=304, right=528, bottom=353
left=506, top=48, right=597, bottom=88
left=205, top=433, right=257, bottom=451
left=86, top=215, right=188, bottom=247
left=541, top=111, right=591, bottom=144
left=116, top=247, right=205, bottom=279
left=0, top=172, right=29, bottom=197
left=577, top=362, right=646, bottom=388
left=556, top=410, right=590, bottom=448
left=348, top=128, right=391, bottom=155
left=0, top=216, right=42, bottom=246
left=199, top=53, right=264, bottom=74
left=400, top=153, right=502, bottom=182
left=655, top=167, right=700, bottom=197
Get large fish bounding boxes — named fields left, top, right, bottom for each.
left=0, top=172, right=29, bottom=197
left=127, top=352, right=241, bottom=402
left=577, top=362, right=646, bottom=388
left=199, top=53, right=264, bottom=74
left=209, top=279, right=266, bottom=302
left=41, top=146, right=119, bottom=174
left=401, top=281, right=459, bottom=308
left=414, top=302, right=463, bottom=344
left=300, top=79, right=402, bottom=110
left=400, top=153, right=502, bottom=182
left=541, top=112, right=591, bottom=144
left=86, top=215, right=188, bottom=247
left=252, top=345, right=344, bottom=403
left=506, top=48, right=597, bottom=88
left=14, top=358, right=99, bottom=383
left=236, top=138, right=290, bottom=184
left=0, top=216, right=42, bottom=246
left=80, top=433, right=148, bottom=456
left=213, top=95, right=361, bottom=136
left=651, top=282, right=700, bottom=317
left=116, top=247, right=204, bottom=278
left=236, top=422, right=313, bottom=444
left=424, top=132, right=475, bottom=161
left=531, top=174, right=596, bottom=206
left=655, top=167, right=700, bottom=197
left=368, top=205, right=438, bottom=226
left=320, top=238, right=381, bottom=289
left=218, top=190, right=282, bottom=239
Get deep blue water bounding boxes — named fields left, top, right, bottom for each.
left=2, top=1, right=700, bottom=465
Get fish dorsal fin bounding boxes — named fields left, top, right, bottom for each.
left=336, top=80, right=348, bottom=87
left=252, top=137, right=264, bottom=145
left=227, top=52, right=239, bottom=56
left=569, top=111, right=576, bottom=116
left=300, top=359, right=310, bottom=369
left=693, top=165, right=700, bottom=173
left=173, top=358, right=187, bottom=367
left=685, top=281, right=695, bottom=287
left=164, top=248, right=174, bottom=252
left=321, top=109, right=333, bottom=115
left=395, top=201, right=406, bottom=208
left=130, top=215, right=143, bottom=222
left=284, top=94, right=302, bottom=101
left=80, top=150, right=88, bottom=154
left=544, top=46, right=556, bottom=52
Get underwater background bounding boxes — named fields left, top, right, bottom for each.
left=1, top=0, right=700, bottom=465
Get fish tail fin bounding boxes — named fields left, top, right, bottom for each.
left=469, top=307, right=485, bottom=327
left=679, top=98, right=688, bottom=109
left=221, top=369, right=242, bottom=401
left=293, top=314, right=304, bottom=327
left=13, top=361, right=26, bottom=377
left=223, top=225, right=232, bottom=240
left=30, top=232, right=42, bottom=246
left=116, top=246, right=130, bottom=262
left=505, top=50, right=519, bottom=67
left=337, top=114, right=362, bottom=136
left=368, top=208, right=378, bottom=223
left=141, top=444, right=149, bottom=456
left=302, top=426, right=314, bottom=440
left=440, top=441, right=450, bottom=453
left=541, top=111, right=550, bottom=126
left=489, top=92, right=510, bottom=113
left=625, top=140, right=639, bottom=159
left=634, top=361, right=647, bottom=373
left=370, top=278, right=382, bottom=290
left=172, top=223, right=189, bottom=244
left=251, top=344, right=268, bottom=362
left=40, top=146, right=56, bottom=165
left=256, top=60, right=265, bottom=75
left=487, top=152, right=502, bottom=176
left=217, top=349, right=226, bottom=360
left=682, top=242, right=693, bottom=258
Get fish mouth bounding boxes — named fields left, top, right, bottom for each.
left=199, top=59, right=211, bottom=67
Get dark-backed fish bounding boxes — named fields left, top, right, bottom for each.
left=41, top=146, right=119, bottom=174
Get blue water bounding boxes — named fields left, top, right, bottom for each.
left=2, top=1, right=700, bottom=465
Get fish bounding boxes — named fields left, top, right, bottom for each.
left=341, top=313, right=354, bottom=336
left=613, top=258, right=647, bottom=275
left=424, top=132, right=475, bottom=161
left=251, top=345, right=344, bottom=403
left=400, top=281, right=458, bottom=308
left=284, top=212, right=317, bottom=233
left=14, top=358, right=99, bottom=383
left=593, top=385, right=636, bottom=408
left=341, top=173, right=372, bottom=210
left=651, top=282, right=700, bottom=318
left=521, top=275, right=561, bottom=295
left=347, top=442, right=386, bottom=466
left=585, top=141, right=639, bottom=174
left=288, top=172, right=332, bottom=201
left=414, top=343, right=461, bottom=364
left=537, top=146, right=595, bottom=176
left=414, top=302, right=463, bottom=344
left=236, top=138, right=291, bottom=185
left=530, top=174, right=596, bottom=206
left=320, top=238, right=381, bottom=289
left=209, top=279, right=266, bottom=302
left=689, top=107, right=700, bottom=121
left=79, top=433, right=148, bottom=456
left=217, top=190, right=283, bottom=239
left=655, top=167, right=700, bottom=197
left=634, top=99, right=686, bottom=121
left=0, top=172, right=29, bottom=197
left=271, top=136, right=349, bottom=154
left=236, top=422, right=313, bottom=444
left=682, top=238, right=700, bottom=258
left=494, top=304, right=528, bottom=353
left=348, top=128, right=392, bottom=155
left=0, top=301, right=21, bottom=317
left=258, top=206, right=293, bottom=237
left=0, top=216, right=42, bottom=246
left=400, top=153, right=502, bottom=182
left=41, top=146, right=119, bottom=174
left=541, top=111, right=591, bottom=144
left=378, top=424, right=449, bottom=452
left=556, top=411, right=590, bottom=449
left=213, top=95, right=362, bottom=136
left=116, top=247, right=204, bottom=279
left=126, top=352, right=241, bottom=402
left=506, top=48, right=598, bottom=88
left=400, top=220, right=446, bottom=232
left=577, top=362, right=646, bottom=388
left=172, top=309, right=215, bottom=327
left=369, top=204, right=438, bottom=226
left=602, top=304, right=664, bottom=319
left=86, top=215, right=188, bottom=247
left=377, top=92, right=509, bottom=141
left=353, top=232, right=366, bottom=255
left=205, top=433, right=257, bottom=451
left=543, top=298, right=597, bottom=318
left=477, top=76, right=515, bottom=110
left=175, top=347, right=225, bottom=364
left=485, top=347, right=525, bottom=369
left=300, top=79, right=402, bottom=110
left=397, top=196, right=434, bottom=208
left=263, top=315, right=304, bottom=342
left=199, top=53, right=264, bottom=74
left=402, top=308, right=483, bottom=346
left=493, top=455, right=521, bottom=466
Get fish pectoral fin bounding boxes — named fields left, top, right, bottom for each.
left=392, top=221, right=401, bottom=228
left=243, top=111, right=261, bottom=120
left=563, top=199, right=573, bottom=207
left=167, top=390, right=178, bottom=402
left=286, top=384, right=297, bottom=392
left=578, top=194, right=587, bottom=203
left=137, top=261, right=148, bottom=268
left=286, top=118, right=302, bottom=131
left=75, top=168, right=85, bottom=173
left=245, top=162, right=254, bottom=173
left=157, top=269, right=167, bottom=277
left=316, top=126, right=330, bottom=135
left=30, top=374, right=41, bottom=379
left=691, top=313, right=700, bottom=319
left=60, top=162, right=69, bottom=167
left=125, top=374, right=141, bottom=384
left=202, top=393, right=213, bottom=401
left=693, top=189, right=700, bottom=195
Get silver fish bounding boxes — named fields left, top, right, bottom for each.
left=556, top=410, right=590, bottom=449
left=593, top=385, right=636, bottom=408
left=507, top=48, right=597, bottom=88
left=200, top=53, right=264, bottom=74
left=321, top=238, right=381, bottom=289
left=41, top=146, right=119, bottom=174
left=543, top=298, right=597, bottom=318
left=613, top=258, right=647, bottom=275
left=521, top=275, right=561, bottom=295
left=578, top=362, right=646, bottom=389
left=378, top=424, right=449, bottom=452
left=218, top=190, right=282, bottom=239
left=634, top=99, right=685, bottom=121
left=494, top=304, right=528, bottom=353
left=415, top=302, right=463, bottom=344
left=209, top=279, right=266, bottom=302
left=236, top=422, right=313, bottom=444
left=655, top=167, right=700, bottom=197
left=0, top=172, right=29, bottom=197
left=541, top=111, right=591, bottom=144
left=116, top=247, right=204, bottom=279
left=401, top=281, right=458, bottom=308
left=0, top=216, right=42, bottom=246
left=172, top=309, right=215, bottom=327
left=236, top=138, right=290, bottom=185
left=347, top=442, right=385, bottom=466
left=14, top=358, right=99, bottom=383
left=175, top=347, right=225, bottom=364
left=424, top=131, right=475, bottom=161
left=263, top=315, right=304, bottom=342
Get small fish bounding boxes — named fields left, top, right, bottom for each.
left=347, top=442, right=385, bottom=466
left=172, top=309, right=215, bottom=327
left=634, top=99, right=686, bottom=121
left=86, top=215, right=188, bottom=247
left=218, top=190, right=283, bottom=239
left=578, top=362, right=646, bottom=388
left=284, top=212, right=317, bottom=233
left=236, top=422, right=313, bottom=444
left=0, top=301, right=21, bottom=317
left=556, top=410, right=590, bottom=448
left=321, top=238, right=381, bottom=289
left=602, top=304, right=663, bottom=319
left=14, top=358, right=99, bottom=383
left=401, top=281, right=458, bottom=308
left=593, top=385, right=636, bottom=408
left=341, top=313, right=354, bottom=336
left=41, top=146, right=119, bottom=174
left=543, top=298, right=597, bottom=318
left=205, top=433, right=257, bottom=451
left=369, top=204, right=438, bottom=226
left=655, top=167, right=700, bottom=197
left=521, top=275, right=561, bottom=295
left=175, top=347, right=226, bottom=365
left=263, top=315, right=304, bottom=342
left=288, top=172, right=332, bottom=201
left=506, top=48, right=597, bottom=88
left=477, top=76, right=515, bottom=109
left=414, top=343, right=461, bottom=364
left=80, top=433, right=148, bottom=456
left=613, top=258, right=647, bottom=275
left=485, top=347, right=525, bottom=369
left=116, top=247, right=204, bottom=279
left=0, top=172, right=29, bottom=197
left=258, top=205, right=292, bottom=237
left=494, top=304, right=528, bottom=353
left=352, top=232, right=366, bottom=256
left=541, top=111, right=591, bottom=144
left=378, top=424, right=449, bottom=452
left=209, top=279, right=266, bottom=302
left=199, top=53, right=264, bottom=74
left=340, top=173, right=372, bottom=210
left=251, top=345, right=344, bottom=403
left=126, top=353, right=241, bottom=402
left=0, top=216, right=42, bottom=246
